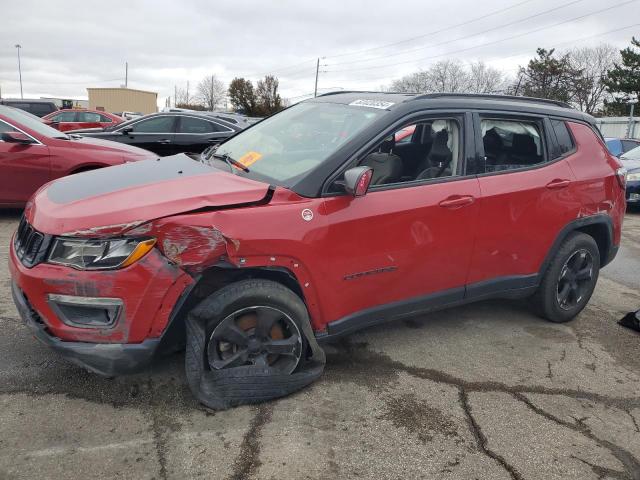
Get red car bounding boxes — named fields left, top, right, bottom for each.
left=9, top=93, right=626, bottom=410
left=43, top=109, right=124, bottom=132
left=0, top=105, right=156, bottom=207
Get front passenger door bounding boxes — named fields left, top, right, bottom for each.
left=319, top=114, right=481, bottom=329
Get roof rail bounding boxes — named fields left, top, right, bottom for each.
left=315, top=90, right=417, bottom=98
left=415, top=93, right=572, bottom=109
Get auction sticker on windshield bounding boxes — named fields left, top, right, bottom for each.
left=238, top=151, right=263, bottom=168
left=349, top=99, right=395, bottom=109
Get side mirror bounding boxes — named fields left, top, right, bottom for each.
left=1, top=131, right=33, bottom=144
left=121, top=127, right=133, bottom=135
left=343, top=166, right=373, bottom=197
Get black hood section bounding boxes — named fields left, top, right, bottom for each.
left=47, top=154, right=213, bottom=204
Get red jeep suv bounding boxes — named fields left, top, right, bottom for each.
left=9, top=93, right=626, bottom=409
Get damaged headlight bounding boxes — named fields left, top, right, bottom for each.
left=48, top=237, right=156, bottom=270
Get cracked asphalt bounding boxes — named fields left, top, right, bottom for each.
left=1, top=209, right=639, bottom=480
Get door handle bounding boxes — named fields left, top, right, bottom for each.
left=438, top=195, right=475, bottom=209
left=157, top=139, right=172, bottom=144
left=546, top=179, right=571, bottom=189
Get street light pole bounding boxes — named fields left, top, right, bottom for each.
left=15, top=44, right=23, bottom=99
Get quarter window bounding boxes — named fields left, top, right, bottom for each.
left=481, top=119, right=545, bottom=172
left=98, top=114, right=113, bottom=123
left=550, top=119, right=574, bottom=157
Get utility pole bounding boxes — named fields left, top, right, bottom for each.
left=15, top=44, right=23, bottom=99
left=174, top=85, right=177, bottom=107
left=314, top=58, right=320, bottom=97
left=125, top=62, right=128, bottom=88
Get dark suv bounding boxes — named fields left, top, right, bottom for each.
left=0, top=99, right=58, bottom=117
left=9, top=93, right=626, bottom=409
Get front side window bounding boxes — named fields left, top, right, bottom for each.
left=357, top=119, right=461, bottom=187
left=130, top=116, right=175, bottom=133
left=481, top=118, right=545, bottom=172
left=214, top=102, right=384, bottom=184
left=0, top=120, right=20, bottom=136
left=0, top=105, right=67, bottom=138
left=51, top=111, right=77, bottom=122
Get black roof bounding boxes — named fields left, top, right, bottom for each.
left=311, top=91, right=593, bottom=123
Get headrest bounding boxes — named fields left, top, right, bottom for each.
left=380, top=137, right=395, bottom=154
left=512, top=134, right=537, bottom=155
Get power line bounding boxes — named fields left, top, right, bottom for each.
left=245, top=58, right=318, bottom=78
left=322, top=22, right=639, bottom=86
left=325, top=0, right=537, bottom=59
left=328, top=0, right=585, bottom=67
left=325, top=0, right=637, bottom=73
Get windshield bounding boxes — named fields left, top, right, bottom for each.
left=0, top=105, right=68, bottom=139
left=214, top=102, right=384, bottom=184
left=621, top=145, right=640, bottom=161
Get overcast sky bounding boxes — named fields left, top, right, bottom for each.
left=0, top=0, right=638, bottom=106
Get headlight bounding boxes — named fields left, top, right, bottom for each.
left=48, top=237, right=156, bottom=270
left=627, top=171, right=640, bottom=181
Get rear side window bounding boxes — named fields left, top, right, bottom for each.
left=550, top=119, right=574, bottom=158
left=480, top=118, right=545, bottom=172
left=178, top=116, right=215, bottom=134
left=98, top=114, right=113, bottom=123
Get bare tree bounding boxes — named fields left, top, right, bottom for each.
left=389, top=59, right=506, bottom=94
left=467, top=61, right=507, bottom=94
left=566, top=44, right=619, bottom=114
left=197, top=74, right=226, bottom=111
left=175, top=86, right=190, bottom=107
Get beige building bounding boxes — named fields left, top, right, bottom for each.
left=87, top=87, right=158, bottom=115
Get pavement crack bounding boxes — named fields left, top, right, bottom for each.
left=512, top=392, right=640, bottom=480
left=458, top=389, right=522, bottom=480
left=227, top=403, right=274, bottom=480
left=571, top=455, right=629, bottom=480
left=546, top=360, right=553, bottom=380
left=626, top=409, right=640, bottom=434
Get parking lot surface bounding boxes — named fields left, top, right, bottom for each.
left=1, top=209, right=639, bottom=480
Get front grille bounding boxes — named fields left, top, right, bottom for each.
left=14, top=216, right=50, bottom=267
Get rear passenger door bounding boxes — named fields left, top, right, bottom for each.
left=466, top=112, right=578, bottom=296
left=174, top=116, right=234, bottom=154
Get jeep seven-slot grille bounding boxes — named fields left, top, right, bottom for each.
left=14, top=216, right=49, bottom=267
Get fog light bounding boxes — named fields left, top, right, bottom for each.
left=47, top=294, right=123, bottom=328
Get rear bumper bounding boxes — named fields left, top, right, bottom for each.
left=12, top=281, right=159, bottom=376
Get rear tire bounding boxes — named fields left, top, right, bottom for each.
left=531, top=232, right=600, bottom=323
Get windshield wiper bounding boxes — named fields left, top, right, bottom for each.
left=209, top=152, right=249, bottom=173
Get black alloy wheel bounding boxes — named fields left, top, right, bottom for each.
left=207, top=306, right=303, bottom=374
left=556, top=249, right=594, bottom=311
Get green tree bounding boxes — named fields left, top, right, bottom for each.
left=516, top=48, right=578, bottom=103
left=603, top=37, right=640, bottom=104
left=228, top=78, right=257, bottom=115
left=255, top=75, right=283, bottom=116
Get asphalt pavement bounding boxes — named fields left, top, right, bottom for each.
left=0, top=209, right=639, bottom=480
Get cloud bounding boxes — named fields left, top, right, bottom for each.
left=0, top=0, right=635, bottom=105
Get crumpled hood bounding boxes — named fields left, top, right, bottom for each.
left=26, top=154, right=271, bottom=235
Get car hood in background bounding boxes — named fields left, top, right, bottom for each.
left=26, top=154, right=271, bottom=235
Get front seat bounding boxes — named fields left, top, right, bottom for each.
left=360, top=138, right=403, bottom=185
left=416, top=129, right=453, bottom=179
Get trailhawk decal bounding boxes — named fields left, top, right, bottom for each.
left=349, top=99, right=395, bottom=109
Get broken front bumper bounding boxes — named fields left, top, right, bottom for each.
left=11, top=281, right=159, bottom=376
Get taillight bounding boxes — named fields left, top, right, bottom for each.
left=616, top=167, right=627, bottom=189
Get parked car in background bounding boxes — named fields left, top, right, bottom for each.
left=605, top=137, right=640, bottom=157
left=43, top=109, right=124, bottom=132
left=9, top=93, right=625, bottom=410
left=69, top=111, right=241, bottom=156
left=0, top=105, right=156, bottom=207
left=0, top=99, right=58, bottom=117
left=113, top=111, right=143, bottom=120
left=621, top=145, right=640, bottom=206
